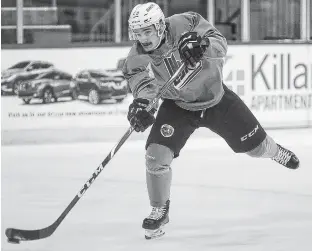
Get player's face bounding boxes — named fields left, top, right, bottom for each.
left=133, top=25, right=160, bottom=51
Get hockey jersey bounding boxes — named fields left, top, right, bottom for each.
left=122, top=12, right=228, bottom=111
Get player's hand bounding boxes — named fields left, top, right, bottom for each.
left=127, top=98, right=156, bottom=132
left=178, top=32, right=207, bottom=69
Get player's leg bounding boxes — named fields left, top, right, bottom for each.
left=201, top=84, right=299, bottom=169
left=143, top=143, right=172, bottom=240
left=246, top=136, right=299, bottom=169
left=143, top=99, right=200, bottom=239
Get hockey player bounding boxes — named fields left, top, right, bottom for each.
left=123, top=2, right=300, bottom=239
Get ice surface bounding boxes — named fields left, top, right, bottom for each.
left=2, top=129, right=312, bottom=251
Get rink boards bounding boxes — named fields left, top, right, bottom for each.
left=1, top=43, right=312, bottom=139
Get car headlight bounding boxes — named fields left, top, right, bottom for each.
left=32, top=82, right=46, bottom=89
left=31, top=82, right=38, bottom=87
left=6, top=75, right=16, bottom=82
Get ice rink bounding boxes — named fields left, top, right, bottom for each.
left=2, top=128, right=312, bottom=251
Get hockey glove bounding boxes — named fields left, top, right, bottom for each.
left=127, top=98, right=156, bottom=132
left=178, top=32, right=208, bottom=69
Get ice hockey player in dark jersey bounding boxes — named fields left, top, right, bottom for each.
left=123, top=2, right=300, bottom=240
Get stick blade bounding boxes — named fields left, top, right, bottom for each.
left=5, top=226, right=53, bottom=242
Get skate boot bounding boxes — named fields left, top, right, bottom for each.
left=272, top=144, right=300, bottom=169
left=142, top=200, right=170, bottom=240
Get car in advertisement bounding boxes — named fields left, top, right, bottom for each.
left=74, top=69, right=128, bottom=104
left=18, top=69, right=77, bottom=104
left=1, top=60, right=54, bottom=95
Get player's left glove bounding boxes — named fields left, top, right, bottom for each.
left=178, top=32, right=208, bottom=68
left=127, top=98, right=156, bottom=132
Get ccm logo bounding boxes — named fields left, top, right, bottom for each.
left=241, top=125, right=259, bottom=142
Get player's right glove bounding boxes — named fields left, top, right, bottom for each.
left=178, top=31, right=207, bottom=68
left=127, top=98, right=156, bottom=132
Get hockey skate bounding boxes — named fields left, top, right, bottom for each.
left=272, top=144, right=300, bottom=169
left=142, top=200, right=170, bottom=240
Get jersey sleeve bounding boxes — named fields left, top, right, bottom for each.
left=122, top=47, right=159, bottom=100
left=168, top=12, right=227, bottom=59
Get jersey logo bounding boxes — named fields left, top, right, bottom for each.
left=163, top=53, right=203, bottom=89
left=146, top=62, right=155, bottom=79
left=160, top=124, right=174, bottom=137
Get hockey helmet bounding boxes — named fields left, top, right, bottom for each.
left=128, top=2, right=165, bottom=40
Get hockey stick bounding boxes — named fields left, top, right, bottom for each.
left=5, top=62, right=186, bottom=244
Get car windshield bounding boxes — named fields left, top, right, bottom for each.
left=90, top=72, right=108, bottom=78
left=8, top=61, right=31, bottom=69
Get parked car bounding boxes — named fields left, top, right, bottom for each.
left=18, top=69, right=77, bottom=104
left=1, top=60, right=54, bottom=95
left=74, top=69, right=128, bottom=105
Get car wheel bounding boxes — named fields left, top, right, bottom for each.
left=88, top=89, right=100, bottom=105
left=22, top=98, right=31, bottom=104
left=42, top=88, right=54, bottom=104
left=115, top=98, right=124, bottom=103
left=71, top=90, right=78, bottom=100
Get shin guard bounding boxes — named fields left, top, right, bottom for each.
left=145, top=144, right=174, bottom=207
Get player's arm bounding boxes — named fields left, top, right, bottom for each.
left=122, top=55, right=158, bottom=132
left=180, top=12, right=227, bottom=58
left=173, top=12, right=227, bottom=67
left=190, top=12, right=227, bottom=58
left=122, top=55, right=158, bottom=100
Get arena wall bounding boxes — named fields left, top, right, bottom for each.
left=1, top=43, right=311, bottom=144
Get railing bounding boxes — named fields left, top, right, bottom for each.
left=1, top=0, right=311, bottom=45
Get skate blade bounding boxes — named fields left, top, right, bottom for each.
left=145, top=227, right=165, bottom=240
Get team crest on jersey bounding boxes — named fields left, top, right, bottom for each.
left=163, top=53, right=203, bottom=89
left=160, top=124, right=174, bottom=137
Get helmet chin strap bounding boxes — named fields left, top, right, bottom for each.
left=152, top=26, right=166, bottom=50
